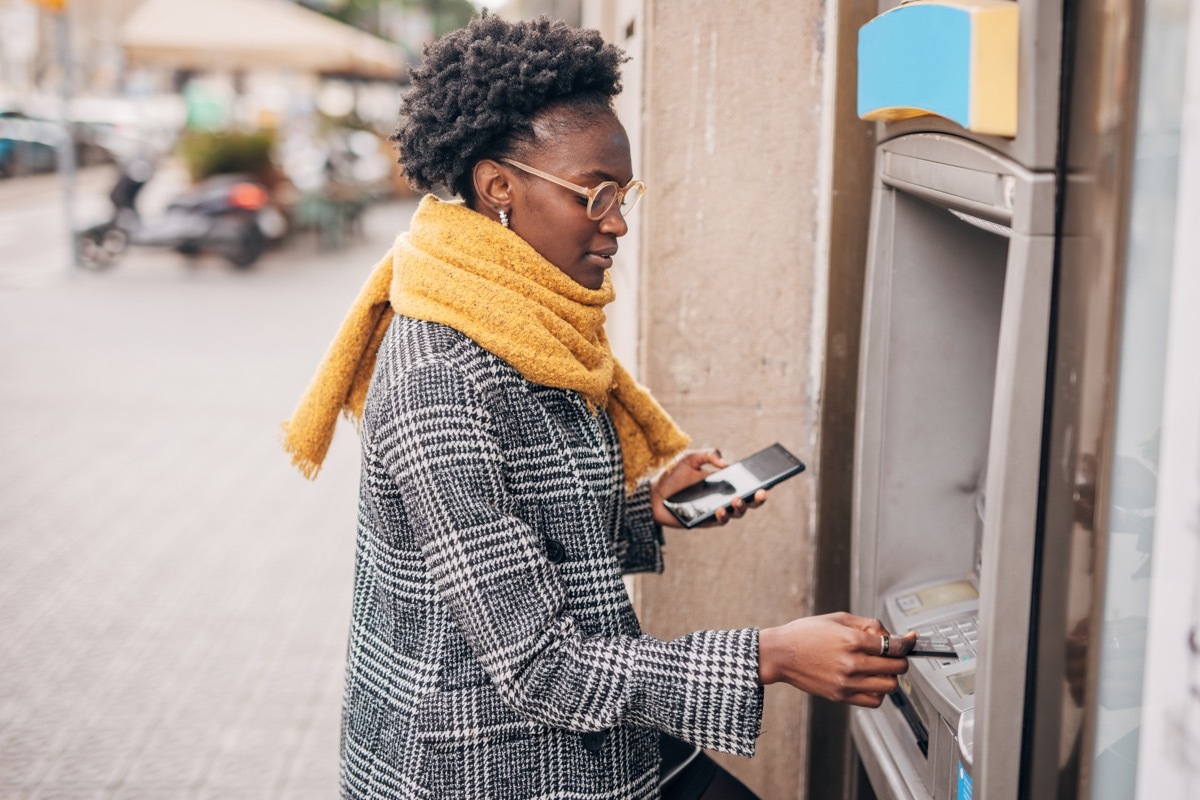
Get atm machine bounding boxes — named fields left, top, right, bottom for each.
left=850, top=2, right=1065, bottom=798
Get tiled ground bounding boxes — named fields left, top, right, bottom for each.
left=0, top=195, right=419, bottom=799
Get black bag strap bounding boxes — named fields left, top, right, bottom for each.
left=659, top=733, right=759, bottom=800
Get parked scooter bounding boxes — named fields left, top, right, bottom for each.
left=77, top=158, right=287, bottom=270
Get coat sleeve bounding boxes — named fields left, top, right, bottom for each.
left=615, top=480, right=665, bottom=575
left=373, top=358, right=764, bottom=756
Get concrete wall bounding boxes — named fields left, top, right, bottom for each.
left=582, top=0, right=646, bottom=375
left=635, top=2, right=830, bottom=796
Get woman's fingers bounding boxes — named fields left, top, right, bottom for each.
left=678, top=465, right=768, bottom=527
left=888, top=631, right=919, bottom=657
left=844, top=614, right=890, bottom=636
left=843, top=691, right=890, bottom=709
left=658, top=450, right=770, bottom=529
left=862, top=654, right=910, bottom=675
left=704, top=497, right=748, bottom=525
left=683, top=448, right=725, bottom=471
left=857, top=629, right=918, bottom=656
left=851, top=674, right=902, bottom=696
left=850, top=629, right=918, bottom=664
left=714, top=492, right=766, bottom=523
left=701, top=498, right=740, bottom=526
left=831, top=667, right=900, bottom=705
left=828, top=658, right=903, bottom=704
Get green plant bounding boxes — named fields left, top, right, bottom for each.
left=176, top=130, right=277, bottom=183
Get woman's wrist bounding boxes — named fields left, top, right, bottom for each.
left=757, top=626, right=780, bottom=685
left=648, top=473, right=676, bottom=527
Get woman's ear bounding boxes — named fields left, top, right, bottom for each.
left=472, top=159, right=512, bottom=219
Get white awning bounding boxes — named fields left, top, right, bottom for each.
left=122, top=0, right=407, bottom=80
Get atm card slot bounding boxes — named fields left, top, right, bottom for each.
left=888, top=690, right=929, bottom=758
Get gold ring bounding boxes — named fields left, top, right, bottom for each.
left=880, top=634, right=890, bottom=657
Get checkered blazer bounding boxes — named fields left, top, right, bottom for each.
left=340, top=316, right=763, bottom=799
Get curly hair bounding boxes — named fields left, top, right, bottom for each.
left=393, top=13, right=627, bottom=203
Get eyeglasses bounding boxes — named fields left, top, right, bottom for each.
left=500, top=158, right=646, bottom=221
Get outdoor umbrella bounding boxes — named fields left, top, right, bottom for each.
left=122, top=0, right=406, bottom=79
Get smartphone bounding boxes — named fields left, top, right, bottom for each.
left=662, top=443, right=806, bottom=528
left=906, top=636, right=960, bottom=659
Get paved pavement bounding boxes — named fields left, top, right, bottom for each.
left=0, top=179, right=421, bottom=799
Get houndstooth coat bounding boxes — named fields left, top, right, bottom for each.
left=340, top=316, right=764, bottom=799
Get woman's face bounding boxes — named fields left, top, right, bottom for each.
left=504, top=110, right=634, bottom=290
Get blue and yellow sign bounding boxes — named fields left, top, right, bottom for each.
left=857, top=0, right=1018, bottom=137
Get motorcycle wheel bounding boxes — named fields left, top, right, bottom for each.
left=224, top=222, right=266, bottom=269
left=76, top=226, right=127, bottom=271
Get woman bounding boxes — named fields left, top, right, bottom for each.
left=282, top=14, right=911, bottom=799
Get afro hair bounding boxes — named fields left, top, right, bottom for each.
left=393, top=13, right=627, bottom=202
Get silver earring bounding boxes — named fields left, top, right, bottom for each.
left=498, top=209, right=509, bottom=228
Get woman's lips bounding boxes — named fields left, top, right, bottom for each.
left=584, top=252, right=615, bottom=269
left=583, top=247, right=619, bottom=272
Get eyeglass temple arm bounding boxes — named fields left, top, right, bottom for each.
left=499, top=159, right=592, bottom=198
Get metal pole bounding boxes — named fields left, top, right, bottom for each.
left=56, top=9, right=78, bottom=268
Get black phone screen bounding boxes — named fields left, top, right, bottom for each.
left=662, top=443, right=805, bottom=528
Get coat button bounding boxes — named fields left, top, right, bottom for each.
left=544, top=538, right=567, bottom=564
left=581, top=730, right=609, bottom=752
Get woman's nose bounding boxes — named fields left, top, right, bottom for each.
left=598, top=205, right=629, bottom=237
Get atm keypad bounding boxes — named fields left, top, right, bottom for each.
left=916, top=613, right=978, bottom=667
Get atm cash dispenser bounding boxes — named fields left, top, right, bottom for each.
left=850, top=2, right=1063, bottom=799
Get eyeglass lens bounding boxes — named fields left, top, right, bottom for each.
left=591, top=184, right=618, bottom=219
left=590, top=183, right=644, bottom=220
left=619, top=184, right=644, bottom=216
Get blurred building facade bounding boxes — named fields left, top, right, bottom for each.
left=0, top=0, right=429, bottom=179
left=0, top=0, right=430, bottom=129
left=62, top=0, right=143, bottom=94
left=481, top=0, right=581, bottom=24
left=0, top=0, right=142, bottom=103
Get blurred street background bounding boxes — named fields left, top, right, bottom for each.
left=0, top=184, right=414, bottom=800
left=0, top=0, right=576, bottom=797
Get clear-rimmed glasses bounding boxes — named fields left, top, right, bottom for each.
left=500, top=158, right=645, bottom=221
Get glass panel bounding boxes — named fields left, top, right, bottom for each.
left=1089, top=1, right=1190, bottom=797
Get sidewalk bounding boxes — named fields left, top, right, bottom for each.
left=0, top=195, right=419, bottom=800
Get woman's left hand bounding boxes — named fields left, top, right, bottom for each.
left=650, top=448, right=768, bottom=528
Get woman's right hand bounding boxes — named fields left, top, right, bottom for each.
left=757, top=612, right=914, bottom=707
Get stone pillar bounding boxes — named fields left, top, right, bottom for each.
left=635, top=2, right=829, bottom=796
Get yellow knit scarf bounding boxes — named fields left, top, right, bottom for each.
left=281, top=195, right=689, bottom=488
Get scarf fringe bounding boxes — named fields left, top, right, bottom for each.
left=279, top=421, right=322, bottom=480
